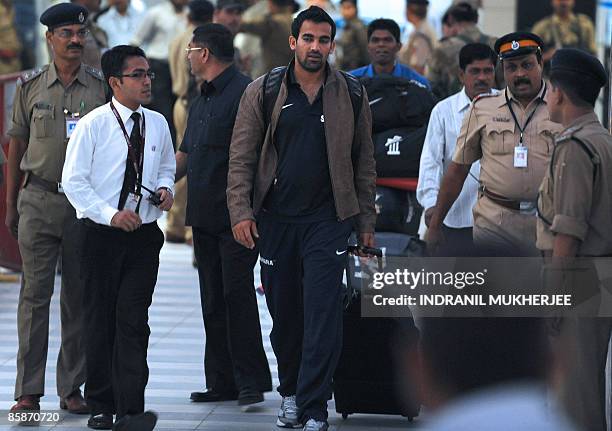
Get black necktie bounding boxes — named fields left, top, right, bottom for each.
left=118, top=112, right=142, bottom=211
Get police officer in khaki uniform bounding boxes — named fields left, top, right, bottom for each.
left=427, top=2, right=496, bottom=99
left=336, top=0, right=368, bottom=71
left=537, top=49, right=612, bottom=431
left=166, top=0, right=214, bottom=243
left=0, top=0, right=22, bottom=75
left=238, top=0, right=294, bottom=72
left=532, top=0, right=596, bottom=67
left=426, top=32, right=562, bottom=257
left=4, top=3, right=106, bottom=413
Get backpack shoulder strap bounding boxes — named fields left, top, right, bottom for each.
left=339, top=70, right=364, bottom=167
left=262, top=66, right=287, bottom=134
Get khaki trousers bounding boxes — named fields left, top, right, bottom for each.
left=15, top=186, right=85, bottom=399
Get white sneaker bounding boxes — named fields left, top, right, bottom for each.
left=276, top=395, right=301, bottom=428
left=302, top=418, right=328, bottom=431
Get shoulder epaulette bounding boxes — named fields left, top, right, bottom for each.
left=472, top=91, right=497, bottom=104
left=18, top=65, right=48, bottom=85
left=84, top=65, right=104, bottom=81
left=555, top=125, right=582, bottom=144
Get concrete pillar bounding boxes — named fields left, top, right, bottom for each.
left=481, top=0, right=517, bottom=37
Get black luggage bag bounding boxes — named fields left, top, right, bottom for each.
left=333, top=233, right=424, bottom=420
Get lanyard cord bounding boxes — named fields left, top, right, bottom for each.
left=504, top=82, right=547, bottom=146
left=109, top=101, right=146, bottom=187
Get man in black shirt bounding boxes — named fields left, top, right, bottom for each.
left=228, top=7, right=376, bottom=431
left=175, top=23, right=271, bottom=408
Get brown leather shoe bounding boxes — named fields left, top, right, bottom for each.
left=10, top=395, right=40, bottom=413
left=60, top=389, right=89, bottom=414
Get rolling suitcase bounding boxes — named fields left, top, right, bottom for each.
left=334, top=233, right=423, bottom=420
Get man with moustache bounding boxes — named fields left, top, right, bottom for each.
left=5, top=3, right=106, bottom=414
left=227, top=6, right=376, bottom=430
left=426, top=32, right=562, bottom=256
left=175, top=23, right=272, bottom=408
left=62, top=45, right=175, bottom=430
left=417, top=43, right=498, bottom=256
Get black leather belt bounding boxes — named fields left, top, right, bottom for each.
left=26, top=173, right=63, bottom=194
left=479, top=186, right=535, bottom=213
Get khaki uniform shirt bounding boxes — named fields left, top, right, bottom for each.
left=169, top=24, right=195, bottom=99
left=0, top=1, right=22, bottom=75
left=537, top=113, right=612, bottom=256
left=240, top=10, right=294, bottom=72
left=453, top=84, right=562, bottom=251
left=427, top=25, right=496, bottom=99
left=7, top=63, right=106, bottom=183
left=336, top=17, right=369, bottom=71
left=399, top=20, right=436, bottom=75
left=532, top=13, right=596, bottom=55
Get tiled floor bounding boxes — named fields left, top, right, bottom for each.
left=0, top=233, right=424, bottom=430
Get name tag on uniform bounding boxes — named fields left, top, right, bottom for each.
left=124, top=192, right=142, bottom=213
left=66, top=117, right=79, bottom=138
left=514, top=146, right=528, bottom=168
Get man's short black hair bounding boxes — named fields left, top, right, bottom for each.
left=420, top=317, right=548, bottom=397
left=550, top=71, right=598, bottom=107
left=367, top=18, right=401, bottom=43
left=459, top=43, right=496, bottom=70
left=188, top=0, right=214, bottom=24
left=101, top=45, right=147, bottom=89
left=291, top=5, right=336, bottom=41
left=447, top=2, right=478, bottom=24
left=192, top=23, right=235, bottom=63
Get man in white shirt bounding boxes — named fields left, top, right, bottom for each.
left=417, top=43, right=497, bottom=256
left=97, top=0, right=144, bottom=48
left=131, top=0, right=188, bottom=146
left=62, top=45, right=175, bottom=431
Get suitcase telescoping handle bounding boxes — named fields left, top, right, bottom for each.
left=347, top=245, right=383, bottom=257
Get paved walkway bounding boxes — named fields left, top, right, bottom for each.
left=0, top=232, right=425, bottom=430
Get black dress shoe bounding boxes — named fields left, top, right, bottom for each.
left=113, top=411, right=157, bottom=431
left=190, top=388, right=238, bottom=402
left=88, top=413, right=113, bottom=430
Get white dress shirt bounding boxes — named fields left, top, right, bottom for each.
left=131, top=2, right=187, bottom=60
left=97, top=5, right=144, bottom=48
left=62, top=98, right=176, bottom=226
left=417, top=88, right=498, bottom=229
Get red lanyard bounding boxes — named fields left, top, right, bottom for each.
left=110, top=101, right=146, bottom=185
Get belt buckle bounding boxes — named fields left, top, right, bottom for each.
left=519, top=201, right=536, bottom=215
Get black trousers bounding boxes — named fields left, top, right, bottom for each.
left=80, top=220, right=164, bottom=418
left=147, top=59, right=176, bottom=147
left=192, top=228, right=272, bottom=394
left=258, top=215, right=353, bottom=423
left=434, top=225, right=475, bottom=257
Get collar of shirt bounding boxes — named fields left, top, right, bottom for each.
left=287, top=60, right=333, bottom=87
left=365, top=61, right=401, bottom=77
left=108, top=4, right=138, bottom=18
left=501, top=80, right=547, bottom=110
left=552, top=12, right=577, bottom=25
left=47, top=62, right=89, bottom=88
left=111, top=96, right=144, bottom=129
left=566, top=111, right=600, bottom=131
left=201, top=64, right=238, bottom=96
left=456, top=87, right=472, bottom=114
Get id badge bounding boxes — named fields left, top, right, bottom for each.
left=514, top=146, right=528, bottom=168
left=66, top=117, right=79, bottom=138
left=124, top=192, right=142, bottom=213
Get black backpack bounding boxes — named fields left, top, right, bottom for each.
left=261, top=66, right=365, bottom=163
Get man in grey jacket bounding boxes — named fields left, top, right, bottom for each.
left=227, top=6, right=376, bottom=430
